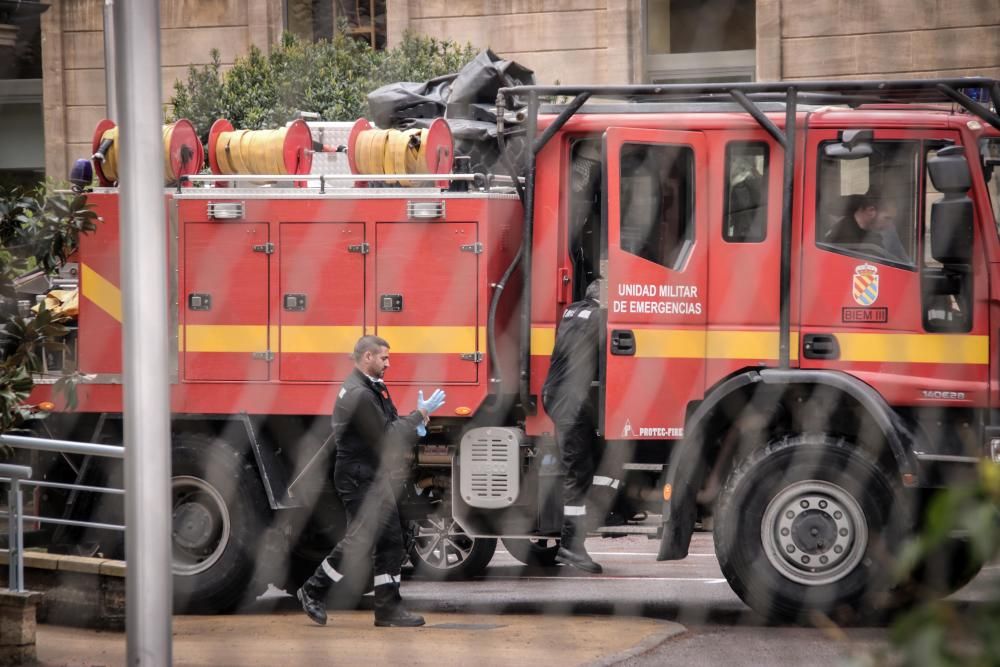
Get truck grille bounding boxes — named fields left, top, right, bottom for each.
left=459, top=427, right=522, bottom=509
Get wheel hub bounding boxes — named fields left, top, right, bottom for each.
left=762, top=480, right=868, bottom=586
left=171, top=475, right=231, bottom=576
left=173, top=501, right=217, bottom=552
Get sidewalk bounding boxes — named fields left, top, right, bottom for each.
left=35, top=610, right=684, bottom=667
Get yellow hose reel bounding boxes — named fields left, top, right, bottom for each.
left=347, top=118, right=454, bottom=186
left=208, top=119, right=314, bottom=177
left=91, top=118, right=204, bottom=186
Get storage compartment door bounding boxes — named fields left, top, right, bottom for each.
left=279, top=222, right=365, bottom=382
left=375, top=222, right=479, bottom=384
left=183, top=222, right=270, bottom=381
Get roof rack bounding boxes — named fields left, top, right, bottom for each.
left=499, top=78, right=1000, bottom=122
left=494, top=77, right=1000, bottom=416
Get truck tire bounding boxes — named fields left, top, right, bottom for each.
left=714, top=434, right=904, bottom=623
left=501, top=537, right=560, bottom=567
left=408, top=511, right=497, bottom=581
left=172, top=435, right=270, bottom=613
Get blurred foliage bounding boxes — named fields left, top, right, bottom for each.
left=170, top=29, right=477, bottom=141
left=0, top=183, right=97, bottom=451
left=859, top=462, right=1000, bottom=666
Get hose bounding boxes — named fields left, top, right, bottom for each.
left=354, top=127, right=430, bottom=185
left=214, top=127, right=294, bottom=175
left=95, top=122, right=196, bottom=184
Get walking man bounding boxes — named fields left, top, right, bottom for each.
left=296, top=335, right=446, bottom=627
left=542, top=280, right=605, bottom=574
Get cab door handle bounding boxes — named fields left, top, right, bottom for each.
left=611, top=329, right=636, bottom=356
left=803, top=333, right=840, bottom=360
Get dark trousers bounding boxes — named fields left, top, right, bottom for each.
left=547, top=397, right=625, bottom=549
left=303, top=465, right=406, bottom=607
left=545, top=392, right=598, bottom=549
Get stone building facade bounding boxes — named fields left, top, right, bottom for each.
left=15, top=0, right=1000, bottom=179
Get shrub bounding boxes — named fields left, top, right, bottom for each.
left=170, top=29, right=477, bottom=140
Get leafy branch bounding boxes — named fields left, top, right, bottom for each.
left=1, top=182, right=98, bottom=449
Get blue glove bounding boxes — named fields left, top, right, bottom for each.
left=417, top=389, right=446, bottom=415
left=416, top=423, right=427, bottom=437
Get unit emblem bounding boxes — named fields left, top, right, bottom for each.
left=852, top=263, right=879, bottom=306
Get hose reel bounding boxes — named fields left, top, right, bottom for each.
left=207, top=119, right=314, bottom=178
left=347, top=118, right=453, bottom=186
left=91, top=118, right=204, bottom=186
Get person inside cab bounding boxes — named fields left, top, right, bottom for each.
left=823, top=192, right=909, bottom=263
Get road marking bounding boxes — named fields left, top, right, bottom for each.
left=496, top=551, right=716, bottom=558
left=490, top=576, right=727, bottom=583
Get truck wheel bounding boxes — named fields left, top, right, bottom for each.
left=714, top=434, right=903, bottom=623
left=501, top=537, right=560, bottom=567
left=408, top=512, right=496, bottom=581
left=172, top=436, right=270, bottom=613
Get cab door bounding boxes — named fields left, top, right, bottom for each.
left=800, top=130, right=989, bottom=405
left=603, top=128, right=708, bottom=439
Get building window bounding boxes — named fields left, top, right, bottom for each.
left=619, top=143, right=695, bottom=270
left=0, top=0, right=47, bottom=187
left=645, top=0, right=756, bottom=83
left=286, top=0, right=386, bottom=48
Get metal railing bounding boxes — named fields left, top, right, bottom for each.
left=0, top=463, right=32, bottom=592
left=0, top=434, right=127, bottom=591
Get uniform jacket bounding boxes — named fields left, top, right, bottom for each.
left=332, top=368, right=424, bottom=478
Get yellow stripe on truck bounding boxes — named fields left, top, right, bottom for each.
left=836, top=333, right=988, bottom=365
left=281, top=325, right=363, bottom=353
left=80, top=263, right=122, bottom=322
left=185, top=325, right=267, bottom=353
left=626, top=329, right=802, bottom=361
left=374, top=326, right=483, bottom=354
left=531, top=327, right=556, bottom=356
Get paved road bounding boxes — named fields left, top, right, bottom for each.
left=35, top=531, right=999, bottom=666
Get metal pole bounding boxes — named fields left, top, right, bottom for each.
left=103, top=0, right=117, bottom=120
left=778, top=86, right=797, bottom=369
left=10, top=478, right=23, bottom=592
left=114, top=1, right=173, bottom=664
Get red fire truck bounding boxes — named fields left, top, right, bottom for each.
left=21, top=78, right=1000, bottom=621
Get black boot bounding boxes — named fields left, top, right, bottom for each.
left=296, top=584, right=328, bottom=626
left=374, top=583, right=425, bottom=627
left=555, top=516, right=602, bottom=574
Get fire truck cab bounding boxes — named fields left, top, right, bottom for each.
left=21, top=78, right=1000, bottom=622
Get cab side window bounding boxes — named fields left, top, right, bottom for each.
left=815, top=140, right=918, bottom=268
left=981, top=138, right=1000, bottom=239
left=723, top=142, right=768, bottom=243
left=619, top=143, right=694, bottom=270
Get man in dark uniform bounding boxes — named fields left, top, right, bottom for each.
left=296, top=335, right=445, bottom=627
left=542, top=280, right=605, bottom=574
left=823, top=192, right=908, bottom=262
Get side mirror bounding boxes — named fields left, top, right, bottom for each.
left=928, top=146, right=974, bottom=265
left=930, top=198, right=973, bottom=264
left=928, top=145, right=971, bottom=192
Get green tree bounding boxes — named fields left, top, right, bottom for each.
left=170, top=30, right=477, bottom=140
left=0, top=183, right=97, bottom=442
